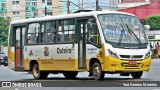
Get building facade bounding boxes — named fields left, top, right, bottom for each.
left=0, top=0, right=62, bottom=21
left=118, top=0, right=150, bottom=10
left=0, top=0, right=7, bottom=18
left=118, top=0, right=160, bottom=20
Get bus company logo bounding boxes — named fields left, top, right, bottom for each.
left=44, top=47, right=49, bottom=56
left=29, top=50, right=33, bottom=56
left=57, top=47, right=72, bottom=54
left=130, top=55, right=134, bottom=59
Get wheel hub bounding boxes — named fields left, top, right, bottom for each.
left=33, top=66, right=39, bottom=77
left=94, top=66, right=100, bottom=77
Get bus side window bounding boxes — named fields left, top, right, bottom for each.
left=16, top=40, right=20, bottom=47
left=28, top=35, right=36, bottom=44
left=40, top=22, right=46, bottom=43
left=40, top=21, right=56, bottom=43
left=57, top=19, right=75, bottom=42
left=47, top=26, right=56, bottom=42
left=88, top=19, right=101, bottom=47
left=57, top=34, right=61, bottom=42
left=46, top=21, right=56, bottom=43
left=27, top=23, right=40, bottom=44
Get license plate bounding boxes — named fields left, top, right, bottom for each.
left=129, top=61, right=137, bottom=65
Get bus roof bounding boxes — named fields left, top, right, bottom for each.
left=10, top=11, right=136, bottom=25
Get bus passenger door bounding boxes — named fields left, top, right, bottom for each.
left=15, top=26, right=25, bottom=69
left=77, top=19, right=87, bottom=69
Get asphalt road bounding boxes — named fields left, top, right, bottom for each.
left=0, top=59, right=160, bottom=90
left=0, top=59, right=160, bottom=81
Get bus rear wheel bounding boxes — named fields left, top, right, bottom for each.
left=63, top=71, right=78, bottom=79
left=131, top=71, right=143, bottom=79
left=92, top=62, right=104, bottom=80
left=32, top=64, right=49, bottom=79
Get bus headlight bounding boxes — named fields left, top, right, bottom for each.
left=108, top=49, right=118, bottom=58
left=145, top=52, right=150, bottom=59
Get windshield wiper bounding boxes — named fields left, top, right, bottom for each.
left=126, top=24, right=142, bottom=45
left=118, top=24, right=125, bottom=45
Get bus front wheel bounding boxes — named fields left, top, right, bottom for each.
left=92, top=62, right=104, bottom=80
left=32, top=64, right=49, bottom=79
left=131, top=71, right=143, bottom=79
left=63, top=71, right=78, bottom=79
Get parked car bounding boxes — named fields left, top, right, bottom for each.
left=0, top=53, right=8, bottom=66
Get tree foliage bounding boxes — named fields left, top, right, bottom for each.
left=0, top=17, right=9, bottom=46
left=145, top=15, right=160, bottom=30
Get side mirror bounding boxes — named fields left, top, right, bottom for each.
left=90, top=19, right=96, bottom=23
left=144, top=25, right=150, bottom=30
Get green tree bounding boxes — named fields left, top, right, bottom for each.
left=145, top=15, right=160, bottom=30
left=0, top=17, right=9, bottom=46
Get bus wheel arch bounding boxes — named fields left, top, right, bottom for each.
left=89, top=58, right=104, bottom=80
left=30, top=60, right=49, bottom=79
left=30, top=60, right=38, bottom=71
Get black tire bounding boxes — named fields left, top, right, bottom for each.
left=32, top=64, right=49, bottom=79
left=92, top=62, right=104, bottom=80
left=63, top=71, right=78, bottom=79
left=131, top=71, right=143, bottom=79
left=4, top=63, right=8, bottom=66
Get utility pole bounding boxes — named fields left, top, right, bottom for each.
left=82, top=0, right=83, bottom=9
left=60, top=0, right=82, bottom=13
left=45, top=6, right=47, bottom=16
left=67, top=0, right=70, bottom=14
left=78, top=0, right=80, bottom=9
left=113, top=0, right=114, bottom=11
left=96, top=0, right=102, bottom=11
left=96, top=0, right=98, bottom=11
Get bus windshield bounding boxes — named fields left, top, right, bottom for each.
left=98, top=14, right=147, bottom=45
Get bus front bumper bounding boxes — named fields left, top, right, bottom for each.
left=102, top=56, right=151, bottom=72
